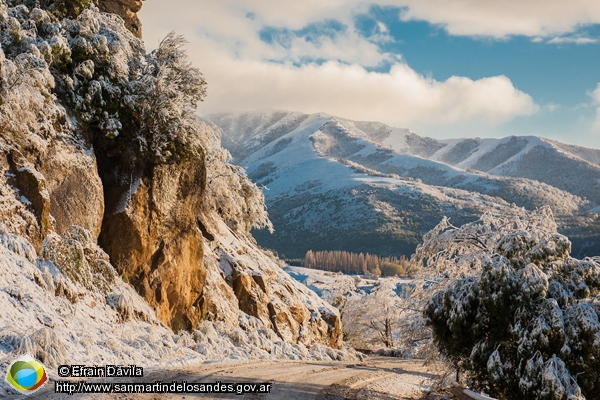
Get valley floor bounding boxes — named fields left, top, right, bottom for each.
left=20, top=357, right=441, bottom=400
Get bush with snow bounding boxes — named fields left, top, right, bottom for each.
left=201, top=124, right=273, bottom=235
left=0, top=1, right=207, bottom=166
left=0, top=0, right=270, bottom=236
left=342, top=280, right=404, bottom=349
left=421, top=206, right=600, bottom=399
left=340, top=277, right=432, bottom=358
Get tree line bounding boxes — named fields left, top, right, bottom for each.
left=303, top=250, right=411, bottom=277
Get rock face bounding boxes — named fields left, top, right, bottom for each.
left=0, top=148, right=48, bottom=250
left=99, top=0, right=144, bottom=38
left=0, top=0, right=344, bottom=350
left=100, top=161, right=207, bottom=332
left=201, top=216, right=343, bottom=348
left=0, top=137, right=104, bottom=252
left=38, top=139, right=105, bottom=242
left=98, top=154, right=343, bottom=347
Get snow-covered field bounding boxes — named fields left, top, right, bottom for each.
left=284, top=266, right=423, bottom=353
left=284, top=266, right=412, bottom=300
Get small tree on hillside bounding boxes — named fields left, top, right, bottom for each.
left=131, top=32, right=207, bottom=165
left=342, top=280, right=404, bottom=349
left=420, top=206, right=600, bottom=400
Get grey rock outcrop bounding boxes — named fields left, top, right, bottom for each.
left=0, top=137, right=104, bottom=252
left=38, top=139, right=105, bottom=241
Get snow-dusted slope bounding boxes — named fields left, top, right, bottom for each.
left=325, top=119, right=600, bottom=205
left=0, top=223, right=362, bottom=396
left=430, top=136, right=600, bottom=204
left=304, top=115, right=600, bottom=205
left=204, top=110, right=599, bottom=259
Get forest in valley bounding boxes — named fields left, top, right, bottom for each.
left=302, top=250, right=412, bottom=277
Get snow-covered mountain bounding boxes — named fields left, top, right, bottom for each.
left=336, top=121, right=600, bottom=205
left=205, top=110, right=600, bottom=259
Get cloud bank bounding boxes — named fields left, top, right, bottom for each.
left=138, top=0, right=600, bottom=135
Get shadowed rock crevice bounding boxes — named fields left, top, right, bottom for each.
left=197, top=218, right=215, bottom=242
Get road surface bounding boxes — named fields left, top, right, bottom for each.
left=23, top=356, right=441, bottom=399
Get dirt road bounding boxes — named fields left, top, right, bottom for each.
left=23, top=356, right=439, bottom=399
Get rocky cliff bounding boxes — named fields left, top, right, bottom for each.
left=0, top=125, right=343, bottom=349
left=0, top=0, right=343, bottom=360
left=96, top=125, right=341, bottom=347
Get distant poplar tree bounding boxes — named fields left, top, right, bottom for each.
left=303, top=250, right=411, bottom=276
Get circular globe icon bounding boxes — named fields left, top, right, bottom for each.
left=5, top=355, right=48, bottom=394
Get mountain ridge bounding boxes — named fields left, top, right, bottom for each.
left=204, top=110, right=600, bottom=259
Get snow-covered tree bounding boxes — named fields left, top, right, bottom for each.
left=127, top=32, right=207, bottom=165
left=342, top=279, right=407, bottom=349
left=200, top=123, right=273, bottom=236
left=18, top=0, right=96, bottom=19
left=420, top=206, right=600, bottom=399
left=0, top=3, right=66, bottom=143
left=0, top=0, right=207, bottom=168
left=0, top=0, right=272, bottom=237
left=0, top=1, right=142, bottom=147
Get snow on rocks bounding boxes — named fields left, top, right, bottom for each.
left=0, top=226, right=360, bottom=396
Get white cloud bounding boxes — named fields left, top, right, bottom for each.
left=590, top=84, right=600, bottom=131
left=547, top=36, right=599, bottom=44
left=190, top=50, right=536, bottom=130
left=139, top=0, right=382, bottom=66
left=377, top=21, right=389, bottom=34
left=591, top=84, right=600, bottom=103
left=141, top=1, right=600, bottom=41
left=264, top=28, right=394, bottom=67
left=398, top=0, right=600, bottom=38
left=138, top=1, right=538, bottom=135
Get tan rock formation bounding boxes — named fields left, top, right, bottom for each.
left=100, top=160, right=208, bottom=332
left=98, top=148, right=342, bottom=347
left=99, top=0, right=144, bottom=38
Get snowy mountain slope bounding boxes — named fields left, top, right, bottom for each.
left=327, top=118, right=600, bottom=205
left=203, top=110, right=599, bottom=259
left=209, top=111, right=310, bottom=162
left=432, top=136, right=600, bottom=204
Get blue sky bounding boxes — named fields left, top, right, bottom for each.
left=140, top=1, right=600, bottom=148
